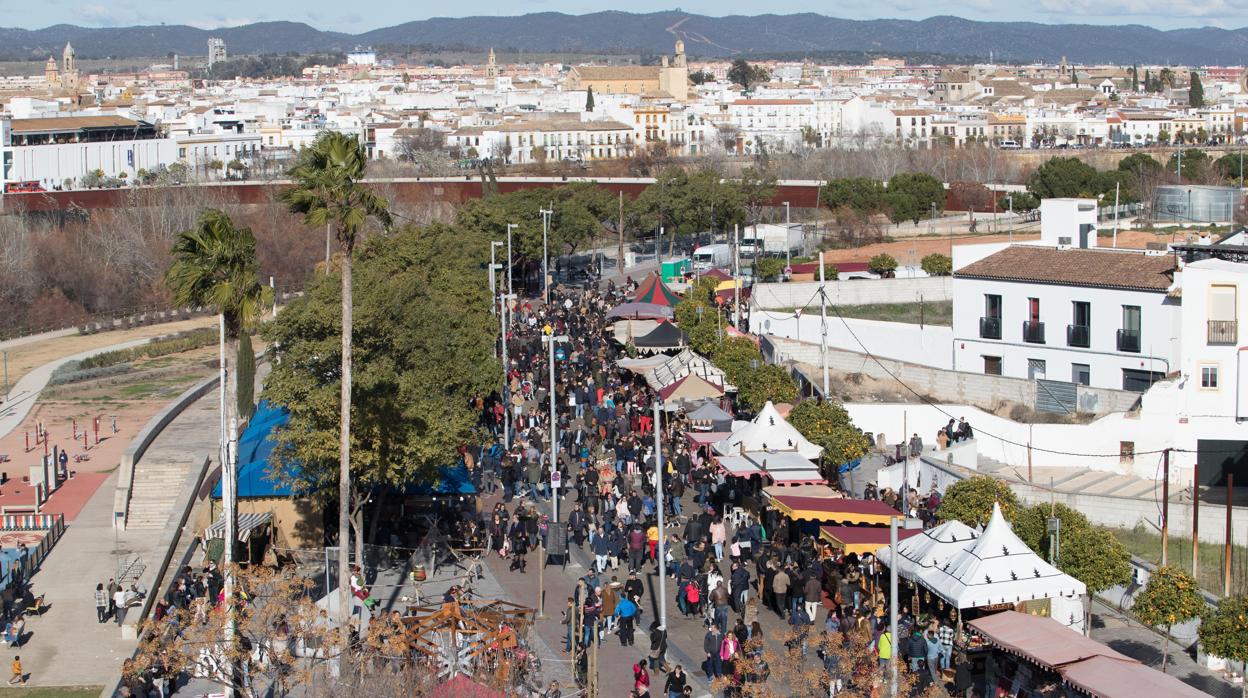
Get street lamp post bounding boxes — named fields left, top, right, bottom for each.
left=889, top=516, right=923, bottom=697
left=499, top=292, right=516, bottom=449
left=540, top=208, right=553, bottom=305
left=489, top=241, right=504, bottom=315
left=543, top=331, right=568, bottom=522
left=652, top=398, right=668, bottom=630
left=506, top=223, right=517, bottom=295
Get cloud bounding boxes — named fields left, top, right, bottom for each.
left=186, top=17, right=258, bottom=29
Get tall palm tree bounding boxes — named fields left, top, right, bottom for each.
left=164, top=208, right=269, bottom=686
left=280, top=131, right=391, bottom=634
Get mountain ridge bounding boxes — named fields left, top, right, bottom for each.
left=3, top=12, right=1246, bottom=65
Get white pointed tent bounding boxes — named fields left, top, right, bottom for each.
left=920, top=503, right=1085, bottom=614
left=876, top=519, right=979, bottom=582
left=712, top=401, right=823, bottom=461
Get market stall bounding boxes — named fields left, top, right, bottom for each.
left=633, top=320, right=690, bottom=354
left=657, top=373, right=723, bottom=402
left=712, top=401, right=823, bottom=461
left=633, top=273, right=683, bottom=306
left=875, top=519, right=980, bottom=581
left=606, top=302, right=674, bottom=321
left=764, top=491, right=899, bottom=525
left=819, top=524, right=922, bottom=555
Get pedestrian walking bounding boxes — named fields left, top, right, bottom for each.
left=95, top=583, right=109, bottom=623
left=7, top=656, right=22, bottom=686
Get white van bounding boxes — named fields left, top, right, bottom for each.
left=692, top=243, right=732, bottom=272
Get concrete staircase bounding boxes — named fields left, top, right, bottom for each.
left=125, top=457, right=195, bottom=529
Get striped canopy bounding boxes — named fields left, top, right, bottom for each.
left=205, top=511, right=273, bottom=542
left=633, top=274, right=682, bottom=307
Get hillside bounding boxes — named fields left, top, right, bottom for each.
left=2, top=12, right=1246, bottom=65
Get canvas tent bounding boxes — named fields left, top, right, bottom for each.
left=606, top=302, right=674, bottom=321
left=820, top=525, right=922, bottom=555
left=875, top=519, right=980, bottom=582
left=916, top=504, right=1086, bottom=628
left=634, top=273, right=683, bottom=307
left=634, top=320, right=689, bottom=353
left=686, top=402, right=733, bottom=432
left=610, top=319, right=659, bottom=345
left=644, top=348, right=734, bottom=392
left=658, top=374, right=723, bottom=403
left=713, top=401, right=823, bottom=461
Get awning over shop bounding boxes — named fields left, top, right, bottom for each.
left=820, top=525, right=921, bottom=555
left=968, top=612, right=1207, bottom=698
left=748, top=450, right=825, bottom=484
left=606, top=302, right=674, bottom=321
left=766, top=492, right=898, bottom=524
left=658, top=373, right=723, bottom=402
left=685, top=431, right=731, bottom=449
left=686, top=402, right=733, bottom=432
left=204, top=511, right=274, bottom=542
left=875, top=519, right=980, bottom=582
left=717, top=455, right=762, bottom=478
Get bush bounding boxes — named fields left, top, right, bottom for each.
left=79, top=329, right=217, bottom=370
left=753, top=257, right=786, bottom=281
left=920, top=253, right=952, bottom=276
left=937, top=475, right=1018, bottom=527
left=868, top=253, right=898, bottom=277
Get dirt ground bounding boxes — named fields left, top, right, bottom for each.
left=818, top=228, right=1186, bottom=265
left=0, top=317, right=215, bottom=390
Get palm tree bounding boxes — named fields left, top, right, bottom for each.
left=280, top=131, right=391, bottom=634
left=164, top=208, right=269, bottom=685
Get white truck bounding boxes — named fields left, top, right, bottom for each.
left=739, top=224, right=803, bottom=257
left=692, top=243, right=732, bottom=272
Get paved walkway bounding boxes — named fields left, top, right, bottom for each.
left=5, top=386, right=221, bottom=688
left=0, top=338, right=150, bottom=440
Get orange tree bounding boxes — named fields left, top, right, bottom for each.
left=1132, top=565, right=1206, bottom=674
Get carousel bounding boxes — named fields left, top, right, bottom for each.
left=401, top=596, right=540, bottom=692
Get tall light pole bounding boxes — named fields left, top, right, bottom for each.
left=818, top=251, right=829, bottom=399
left=506, top=223, right=517, bottom=295
left=888, top=515, right=923, bottom=698
left=499, top=292, right=516, bottom=449
left=489, top=241, right=504, bottom=315
left=540, top=208, right=553, bottom=305
left=652, top=398, right=668, bottom=630
left=783, top=201, right=792, bottom=271
left=733, top=224, right=741, bottom=328
left=543, top=330, right=568, bottom=523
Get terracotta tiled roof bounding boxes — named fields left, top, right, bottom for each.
left=955, top=246, right=1176, bottom=292
left=572, top=66, right=659, bottom=82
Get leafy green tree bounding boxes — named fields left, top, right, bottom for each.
left=822, top=262, right=839, bottom=280
left=753, top=257, right=786, bottom=282
left=1118, top=152, right=1162, bottom=177
left=1215, top=153, right=1246, bottom=183
left=1166, top=148, right=1211, bottom=182
left=1198, top=595, right=1248, bottom=694
left=822, top=177, right=886, bottom=214
left=738, top=166, right=778, bottom=235
left=937, top=475, right=1018, bottom=527
left=920, top=254, right=951, bottom=276
left=713, top=336, right=764, bottom=387
left=1013, top=503, right=1130, bottom=594
left=280, top=131, right=392, bottom=633
left=789, top=399, right=871, bottom=466
left=1002, top=191, right=1039, bottom=212
left=728, top=59, right=770, bottom=92
left=689, top=70, right=715, bottom=85
left=868, top=253, right=898, bottom=277
left=629, top=167, right=743, bottom=253
left=1132, top=566, right=1206, bottom=674
left=585, top=86, right=595, bottom=112
left=1028, top=157, right=1102, bottom=198
left=237, top=332, right=256, bottom=421
left=164, top=208, right=271, bottom=676
left=1131, top=65, right=1139, bottom=92
left=736, top=364, right=798, bottom=412
left=885, top=172, right=945, bottom=224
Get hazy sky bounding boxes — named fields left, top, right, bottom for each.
left=23, top=1, right=1248, bottom=33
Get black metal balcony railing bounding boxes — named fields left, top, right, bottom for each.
left=1066, top=324, right=1090, bottom=348
left=1208, top=320, right=1238, bottom=345
left=1023, top=320, right=1046, bottom=344
left=1117, top=328, right=1141, bottom=353
left=979, top=316, right=1002, bottom=340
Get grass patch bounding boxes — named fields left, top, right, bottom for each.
left=774, top=300, right=952, bottom=326
left=1111, top=524, right=1248, bottom=598
left=0, top=688, right=104, bottom=697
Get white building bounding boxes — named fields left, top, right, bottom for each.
left=207, top=38, right=227, bottom=68
left=448, top=117, right=635, bottom=164
left=952, top=199, right=1180, bottom=390
left=1, top=115, right=178, bottom=190
left=346, top=47, right=377, bottom=66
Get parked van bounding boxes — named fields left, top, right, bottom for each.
left=692, top=243, right=732, bottom=272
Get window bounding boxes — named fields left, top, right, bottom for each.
left=1118, top=305, right=1141, bottom=352
left=983, top=356, right=1002, bottom=376
left=1072, top=363, right=1090, bottom=386
left=1027, top=359, right=1047, bottom=380
left=1120, top=441, right=1135, bottom=465
left=1069, top=301, right=1091, bottom=347
left=1209, top=285, right=1238, bottom=344
left=1201, top=365, right=1219, bottom=389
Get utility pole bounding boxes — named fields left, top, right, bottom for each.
left=1007, top=195, right=1014, bottom=244
left=1161, top=448, right=1170, bottom=566
left=1193, top=459, right=1200, bottom=580
left=489, top=242, right=503, bottom=315
left=540, top=208, right=553, bottom=305
left=1225, top=473, right=1234, bottom=597
left=324, top=222, right=331, bottom=273
left=506, top=223, right=517, bottom=295
left=1112, top=181, right=1120, bottom=248
left=889, top=516, right=900, bottom=698
left=2, top=350, right=8, bottom=398
left=733, top=224, right=741, bottom=328
left=652, top=398, right=668, bottom=630
left=544, top=330, right=567, bottom=523
left=818, top=251, right=829, bottom=399
left=783, top=201, right=792, bottom=271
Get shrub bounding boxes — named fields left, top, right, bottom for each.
left=920, top=253, right=952, bottom=276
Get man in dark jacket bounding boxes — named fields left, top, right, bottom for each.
left=703, top=622, right=724, bottom=678
left=729, top=562, right=750, bottom=613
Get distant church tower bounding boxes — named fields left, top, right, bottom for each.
left=44, top=56, right=59, bottom=86
left=485, top=48, right=498, bottom=85
left=60, top=42, right=79, bottom=90
left=658, top=40, right=689, bottom=100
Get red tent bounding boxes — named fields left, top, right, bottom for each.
left=634, top=273, right=682, bottom=307
left=429, top=675, right=506, bottom=698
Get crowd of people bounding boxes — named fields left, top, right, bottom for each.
left=463, top=278, right=970, bottom=697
